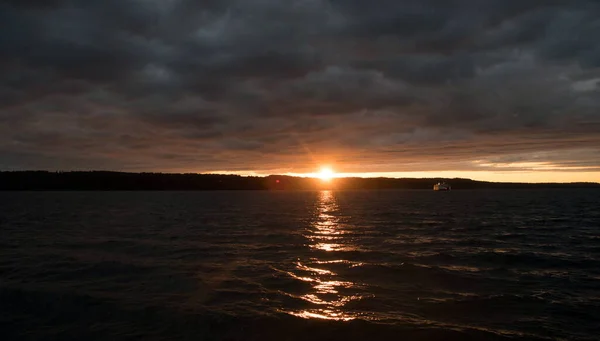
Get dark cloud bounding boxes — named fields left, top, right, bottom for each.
left=0, top=0, right=599, bottom=177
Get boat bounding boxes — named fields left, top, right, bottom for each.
left=433, top=182, right=451, bottom=191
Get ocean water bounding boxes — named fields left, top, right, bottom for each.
left=1, top=189, right=599, bottom=341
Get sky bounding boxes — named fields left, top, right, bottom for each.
left=1, top=0, right=599, bottom=182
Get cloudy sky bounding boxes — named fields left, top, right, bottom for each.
left=1, top=0, right=599, bottom=182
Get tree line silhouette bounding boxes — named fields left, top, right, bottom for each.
left=0, top=171, right=598, bottom=190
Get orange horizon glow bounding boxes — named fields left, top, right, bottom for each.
left=201, top=169, right=600, bottom=183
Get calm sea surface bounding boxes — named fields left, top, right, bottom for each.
left=1, top=190, right=599, bottom=341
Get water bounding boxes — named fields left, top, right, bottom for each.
left=1, top=189, right=599, bottom=341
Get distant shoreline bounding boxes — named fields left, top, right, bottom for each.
left=1, top=171, right=598, bottom=191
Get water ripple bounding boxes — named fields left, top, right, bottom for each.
left=1, top=189, right=599, bottom=340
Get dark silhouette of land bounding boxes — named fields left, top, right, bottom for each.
left=0, top=171, right=598, bottom=190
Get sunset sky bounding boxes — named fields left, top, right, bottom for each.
left=1, top=0, right=599, bottom=182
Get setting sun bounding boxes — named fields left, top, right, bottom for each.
left=317, top=167, right=335, bottom=181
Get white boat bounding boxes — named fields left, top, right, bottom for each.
left=433, top=182, right=451, bottom=191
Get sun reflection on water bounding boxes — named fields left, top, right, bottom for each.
left=282, top=190, right=366, bottom=321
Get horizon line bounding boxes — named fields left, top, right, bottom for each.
left=1, top=170, right=599, bottom=185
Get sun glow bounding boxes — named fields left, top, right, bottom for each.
left=317, top=167, right=335, bottom=181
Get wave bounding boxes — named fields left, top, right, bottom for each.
left=1, top=285, right=554, bottom=341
